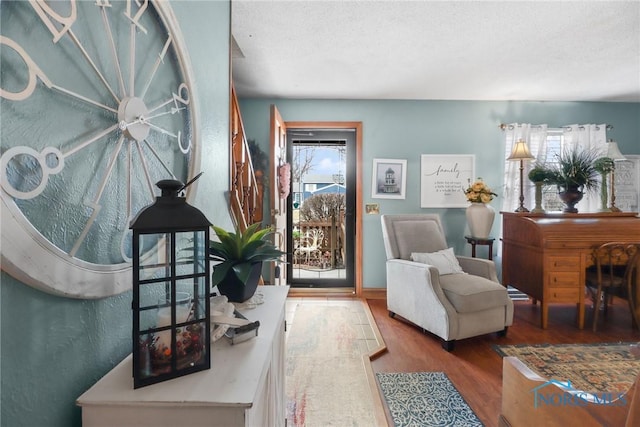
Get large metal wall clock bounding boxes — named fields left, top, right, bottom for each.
left=0, top=0, right=201, bottom=298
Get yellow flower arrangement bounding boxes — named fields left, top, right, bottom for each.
left=464, top=178, right=497, bottom=204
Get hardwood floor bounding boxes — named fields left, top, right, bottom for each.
left=367, top=296, right=640, bottom=427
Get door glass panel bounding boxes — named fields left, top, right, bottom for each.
left=288, top=131, right=354, bottom=288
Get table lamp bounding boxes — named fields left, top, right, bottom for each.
left=507, top=139, right=535, bottom=212
left=606, top=139, right=626, bottom=212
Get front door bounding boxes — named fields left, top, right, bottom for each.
left=269, top=110, right=363, bottom=295
left=287, top=130, right=356, bottom=289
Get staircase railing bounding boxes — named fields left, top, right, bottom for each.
left=230, top=85, right=263, bottom=231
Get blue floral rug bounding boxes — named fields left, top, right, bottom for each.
left=376, top=372, right=483, bottom=427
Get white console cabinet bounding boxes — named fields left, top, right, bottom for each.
left=77, top=286, right=289, bottom=427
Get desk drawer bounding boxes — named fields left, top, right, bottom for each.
left=548, top=272, right=580, bottom=287
left=547, top=287, right=580, bottom=302
left=547, top=256, right=581, bottom=271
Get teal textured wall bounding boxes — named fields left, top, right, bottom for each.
left=1, top=2, right=639, bottom=423
left=0, top=2, right=231, bottom=426
left=237, top=99, right=640, bottom=288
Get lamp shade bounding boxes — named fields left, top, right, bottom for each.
left=507, top=139, right=535, bottom=161
left=606, top=139, right=626, bottom=161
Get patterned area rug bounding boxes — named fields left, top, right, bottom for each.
left=376, top=372, right=483, bottom=427
left=286, top=304, right=378, bottom=426
left=507, top=286, right=529, bottom=301
left=494, top=342, right=640, bottom=393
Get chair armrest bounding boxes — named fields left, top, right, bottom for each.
left=385, top=259, right=458, bottom=338
left=386, top=258, right=444, bottom=293
left=457, top=256, right=499, bottom=282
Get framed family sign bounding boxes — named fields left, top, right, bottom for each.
left=371, top=158, right=407, bottom=199
left=420, top=155, right=475, bottom=208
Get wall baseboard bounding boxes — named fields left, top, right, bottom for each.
left=362, top=288, right=386, bottom=300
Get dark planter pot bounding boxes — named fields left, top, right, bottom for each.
left=215, top=262, right=262, bottom=303
left=558, top=186, right=584, bottom=213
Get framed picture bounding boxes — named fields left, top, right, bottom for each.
left=614, top=154, right=640, bottom=212
left=371, top=159, right=407, bottom=199
left=420, top=154, right=475, bottom=208
left=365, top=203, right=380, bottom=214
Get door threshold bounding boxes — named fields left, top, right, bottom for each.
left=287, top=287, right=358, bottom=298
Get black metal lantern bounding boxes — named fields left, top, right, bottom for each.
left=130, top=179, right=211, bottom=388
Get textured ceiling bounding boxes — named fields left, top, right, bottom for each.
left=231, top=1, right=640, bottom=102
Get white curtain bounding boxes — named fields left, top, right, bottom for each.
left=562, top=124, right=608, bottom=212
left=502, top=124, right=548, bottom=212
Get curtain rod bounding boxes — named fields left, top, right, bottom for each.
left=499, top=123, right=613, bottom=131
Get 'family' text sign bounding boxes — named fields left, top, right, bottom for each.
left=420, top=154, right=475, bottom=208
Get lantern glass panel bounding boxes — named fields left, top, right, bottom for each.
left=138, top=332, right=155, bottom=380
left=175, top=277, right=208, bottom=321
left=177, top=320, right=207, bottom=370
left=139, top=233, right=172, bottom=279
left=139, top=304, right=158, bottom=332
left=139, top=281, right=170, bottom=312
left=176, top=230, right=207, bottom=276
left=193, top=276, right=208, bottom=321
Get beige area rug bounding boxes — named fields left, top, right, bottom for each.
left=286, top=302, right=386, bottom=426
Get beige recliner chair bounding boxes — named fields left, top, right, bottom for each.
left=381, top=214, right=513, bottom=351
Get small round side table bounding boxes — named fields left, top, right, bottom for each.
left=464, top=236, right=495, bottom=260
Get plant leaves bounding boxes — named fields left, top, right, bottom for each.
left=231, top=263, right=254, bottom=285
left=211, top=261, right=234, bottom=287
left=208, top=223, right=286, bottom=286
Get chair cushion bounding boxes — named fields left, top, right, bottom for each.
left=585, top=269, right=626, bottom=288
left=439, top=274, right=509, bottom=313
left=393, top=220, right=448, bottom=260
left=411, top=248, right=464, bottom=275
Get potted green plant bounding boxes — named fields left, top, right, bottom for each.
left=528, top=164, right=552, bottom=184
left=210, top=223, right=285, bottom=302
left=528, top=164, right=553, bottom=213
left=544, top=147, right=601, bottom=213
left=593, top=156, right=614, bottom=212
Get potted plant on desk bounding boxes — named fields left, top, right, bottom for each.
left=544, top=147, right=600, bottom=213
left=210, top=223, right=285, bottom=302
left=528, top=164, right=553, bottom=214
left=593, top=156, right=614, bottom=212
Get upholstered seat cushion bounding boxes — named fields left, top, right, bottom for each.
left=439, top=274, right=509, bottom=313
left=585, top=267, right=626, bottom=288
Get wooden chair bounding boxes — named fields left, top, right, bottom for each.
left=586, top=242, right=640, bottom=332
left=627, top=252, right=640, bottom=331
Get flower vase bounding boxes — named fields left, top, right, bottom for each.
left=531, top=182, right=545, bottom=214
left=466, top=203, right=495, bottom=239
left=558, top=185, right=584, bottom=213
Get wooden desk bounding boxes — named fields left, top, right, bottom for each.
left=501, top=212, right=640, bottom=329
left=77, top=286, right=289, bottom=427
